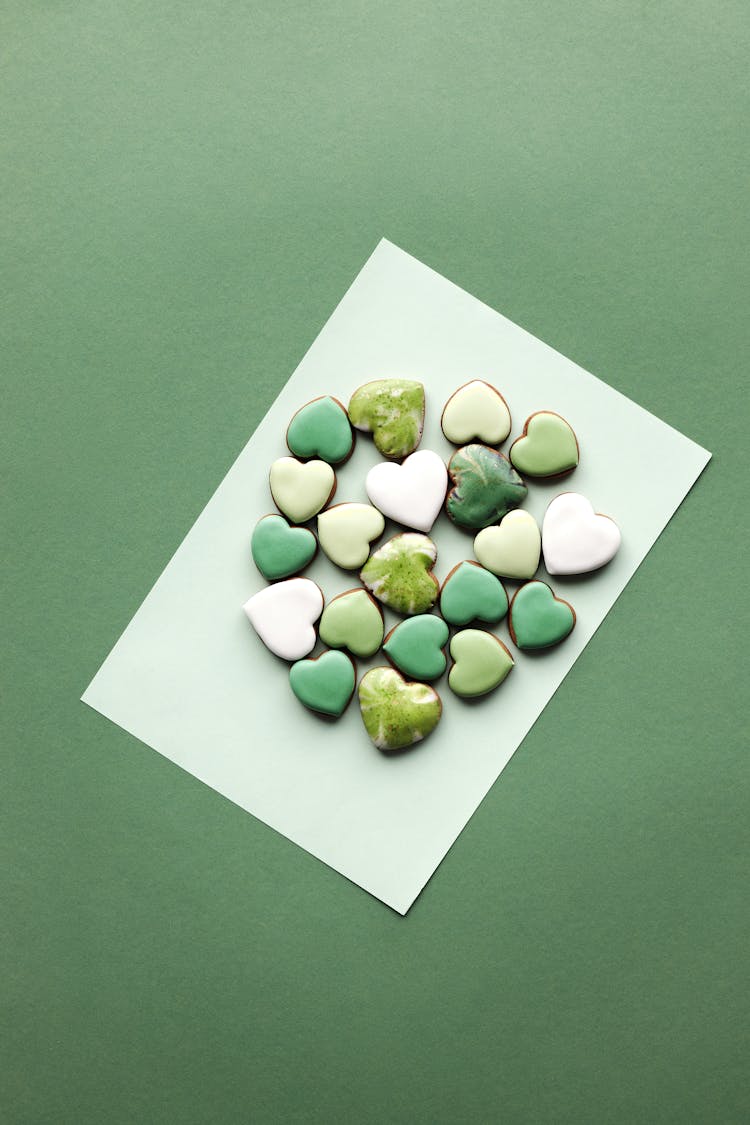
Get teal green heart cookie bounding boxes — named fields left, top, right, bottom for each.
left=509, top=581, right=576, bottom=650
left=383, top=615, right=449, bottom=681
left=286, top=396, right=354, bottom=464
left=289, top=650, right=356, bottom=716
left=360, top=533, right=439, bottom=616
left=358, top=667, right=442, bottom=751
left=448, top=629, right=514, bottom=698
left=446, top=444, right=527, bottom=530
left=251, top=514, right=317, bottom=581
left=509, top=411, right=579, bottom=477
left=318, top=588, right=384, bottom=657
left=348, top=378, right=425, bottom=459
left=439, top=561, right=508, bottom=627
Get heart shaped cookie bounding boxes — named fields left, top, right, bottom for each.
left=510, top=411, right=579, bottom=477
left=289, top=650, right=356, bottom=716
left=383, top=614, right=449, bottom=681
left=318, top=588, right=384, bottom=657
left=286, top=396, right=354, bottom=464
left=269, top=457, right=336, bottom=524
left=366, top=449, right=447, bottom=532
left=542, top=492, right=620, bottom=575
left=360, top=533, right=439, bottom=616
left=448, top=629, right=514, bottom=698
left=317, top=503, right=385, bottom=570
left=473, top=510, right=541, bottom=580
left=441, top=380, right=511, bottom=445
left=445, top=444, right=527, bottom=530
left=348, top=378, right=425, bottom=459
left=243, top=578, right=323, bottom=660
left=251, top=514, right=317, bottom=581
left=508, top=581, right=575, bottom=650
left=439, top=561, right=508, bottom=627
left=358, top=667, right=442, bottom=752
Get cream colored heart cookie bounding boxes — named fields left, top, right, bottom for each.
left=269, top=457, right=335, bottom=524
left=441, top=380, right=511, bottom=445
left=317, top=503, right=385, bottom=570
left=473, top=510, right=541, bottom=579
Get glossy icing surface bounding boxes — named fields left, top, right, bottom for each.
left=286, top=396, right=353, bottom=464
left=446, top=444, right=527, bottom=530
left=510, top=411, right=579, bottom=477
left=366, top=449, right=447, bottom=533
left=289, top=650, right=356, bottom=716
left=542, top=492, right=621, bottom=575
left=448, top=629, right=514, bottom=698
left=317, top=503, right=384, bottom=570
left=358, top=667, right=442, bottom=751
left=509, top=581, right=575, bottom=650
left=318, top=589, right=384, bottom=657
left=383, top=614, right=450, bottom=681
left=473, top=509, right=541, bottom=579
left=251, top=514, right=317, bottom=581
left=348, top=379, right=425, bottom=459
left=269, top=457, right=335, bottom=524
left=439, top=561, right=508, bottom=626
left=360, top=533, right=439, bottom=616
left=441, top=380, right=511, bottom=445
left=242, top=578, right=323, bottom=661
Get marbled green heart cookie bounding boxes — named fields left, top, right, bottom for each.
left=286, top=396, right=354, bottom=465
left=445, top=444, right=527, bottom=530
left=383, top=615, right=449, bottom=681
left=439, top=561, right=508, bottom=627
left=360, top=533, right=439, bottom=616
left=318, top=588, right=384, bottom=658
left=509, top=581, right=576, bottom=650
left=289, top=650, right=356, bottom=716
left=448, top=629, right=514, bottom=698
left=251, top=513, right=318, bottom=581
left=348, top=378, right=425, bottom=459
left=509, top=411, right=579, bottom=477
left=358, top=667, right=442, bottom=752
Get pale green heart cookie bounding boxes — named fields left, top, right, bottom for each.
left=289, top=650, right=356, bottom=716
left=383, top=615, right=449, bottom=681
left=473, top=510, right=541, bottom=580
left=269, top=457, right=335, bottom=524
left=360, top=533, right=439, bottom=616
left=358, top=667, right=442, bottom=752
left=448, top=629, right=514, bottom=698
left=441, top=380, right=511, bottom=445
left=348, top=379, right=425, bottom=459
left=318, top=589, right=384, bottom=657
left=509, top=581, right=576, bottom=650
left=317, top=503, right=385, bottom=570
left=509, top=411, right=579, bottom=477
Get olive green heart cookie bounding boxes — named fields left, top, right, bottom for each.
left=509, top=581, right=576, bottom=651
left=251, top=513, right=318, bottom=581
left=358, top=667, right=442, bottom=752
left=289, top=650, right=356, bottom=717
left=348, top=378, right=425, bottom=459
left=448, top=629, right=514, bottom=698
left=286, top=396, right=354, bottom=465
left=445, top=444, right=527, bottom=530
left=360, top=533, right=439, bottom=616
left=383, top=615, right=449, bottom=681
left=318, top=588, right=384, bottom=658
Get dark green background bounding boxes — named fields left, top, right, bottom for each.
left=3, top=2, right=748, bottom=1122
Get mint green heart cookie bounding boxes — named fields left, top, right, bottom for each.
left=360, top=533, right=439, bottom=616
left=318, top=589, right=384, bottom=657
left=286, top=396, right=354, bottom=465
left=509, top=411, right=579, bottom=477
left=358, top=667, right=442, bottom=751
left=289, top=650, right=356, bottom=716
left=348, top=379, right=425, bottom=459
left=383, top=615, right=449, bottom=681
left=509, top=581, right=576, bottom=650
left=251, top=514, right=317, bottom=581
left=439, top=561, right=508, bottom=627
left=448, top=629, right=514, bottom=698
left=446, top=444, right=527, bottom=530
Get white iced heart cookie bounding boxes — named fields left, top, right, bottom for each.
left=441, top=380, right=511, bottom=445
left=365, top=449, right=447, bottom=533
left=317, top=503, right=385, bottom=569
left=269, top=457, right=335, bottom=524
left=542, top=492, right=621, bottom=575
left=243, top=577, right=323, bottom=660
left=473, top=509, right=541, bottom=579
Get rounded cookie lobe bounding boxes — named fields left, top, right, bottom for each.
left=242, top=577, right=324, bottom=661
left=358, top=667, right=442, bottom=752
left=289, top=650, right=356, bottom=716
left=348, top=378, right=425, bottom=459
left=286, top=396, right=354, bottom=465
left=441, top=380, right=511, bottom=445
left=445, top=444, right=527, bottom=530
left=318, top=588, right=384, bottom=658
left=383, top=614, right=450, bottom=681
left=365, top=449, right=447, bottom=533
left=448, top=629, right=514, bottom=698
left=269, top=457, right=336, bottom=524
left=439, top=561, right=508, bottom=627
left=360, top=532, right=439, bottom=616
left=509, top=411, right=579, bottom=478
left=473, top=509, right=541, bottom=580
left=317, top=503, right=385, bottom=570
left=508, top=580, right=575, bottom=651
left=542, top=492, right=621, bottom=575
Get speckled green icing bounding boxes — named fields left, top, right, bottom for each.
left=289, top=650, right=355, bottom=716
left=318, top=589, right=383, bottom=657
left=510, top=412, right=579, bottom=477
left=358, top=667, right=442, bottom=751
left=251, top=514, right=317, bottom=581
left=383, top=615, right=449, bottom=681
left=439, top=561, right=508, bottom=626
left=287, top=396, right=353, bottom=464
left=509, top=581, right=575, bottom=650
left=448, top=629, right=514, bottom=698
left=446, top=444, right=527, bottom=530
left=360, top=533, right=438, bottom=616
left=348, top=379, right=425, bottom=459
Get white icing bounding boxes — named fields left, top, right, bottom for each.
left=441, top=380, right=511, bottom=444
left=365, top=449, right=447, bottom=533
left=474, top=509, right=541, bottom=579
left=269, top=457, right=335, bottom=524
left=542, top=492, right=621, bottom=575
left=243, top=578, right=323, bottom=660
left=317, top=503, right=385, bottom=569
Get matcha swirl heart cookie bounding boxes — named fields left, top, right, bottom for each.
left=360, top=533, right=439, bottom=616
left=358, top=667, right=442, bottom=752
left=348, top=378, right=425, bottom=460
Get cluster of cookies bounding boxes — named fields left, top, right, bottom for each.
left=244, top=379, right=621, bottom=752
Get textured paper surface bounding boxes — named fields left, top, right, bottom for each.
left=82, top=240, right=710, bottom=913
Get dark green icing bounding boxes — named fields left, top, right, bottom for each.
left=439, top=561, right=508, bottom=626
left=383, top=615, right=449, bottom=681
left=509, top=581, right=575, bottom=650
left=446, top=444, right=527, bottom=530
left=287, top=396, right=353, bottom=464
